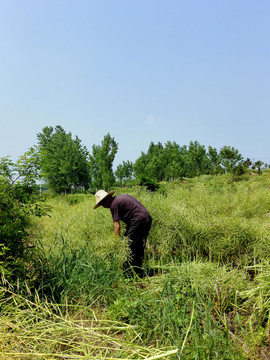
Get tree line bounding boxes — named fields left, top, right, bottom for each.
left=37, top=125, right=270, bottom=192
left=34, top=125, right=267, bottom=193
left=2, top=125, right=267, bottom=195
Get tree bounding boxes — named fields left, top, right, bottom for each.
left=1, top=148, right=41, bottom=201
left=134, top=140, right=213, bottom=181
left=219, top=146, right=243, bottom=174
left=253, top=160, right=264, bottom=175
left=0, top=151, right=47, bottom=279
left=243, top=158, right=252, bottom=169
left=133, top=152, right=148, bottom=179
left=134, top=142, right=165, bottom=182
left=37, top=126, right=90, bottom=194
left=89, top=133, right=118, bottom=190
left=186, top=141, right=210, bottom=177
left=163, top=141, right=186, bottom=180
left=145, top=142, right=165, bottom=181
left=115, top=161, right=134, bottom=187
left=207, top=146, right=223, bottom=175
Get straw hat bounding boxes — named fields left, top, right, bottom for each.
left=93, top=190, right=115, bottom=209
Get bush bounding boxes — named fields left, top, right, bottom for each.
left=136, top=175, right=160, bottom=192
left=0, top=153, right=48, bottom=281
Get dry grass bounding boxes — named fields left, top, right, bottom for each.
left=0, top=286, right=178, bottom=359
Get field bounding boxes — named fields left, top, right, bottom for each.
left=1, top=172, right=270, bottom=359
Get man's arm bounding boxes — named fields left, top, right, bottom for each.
left=114, top=220, right=120, bottom=236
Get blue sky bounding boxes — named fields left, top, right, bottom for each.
left=1, top=0, right=269, bottom=166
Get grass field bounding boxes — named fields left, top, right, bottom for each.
left=1, top=172, right=270, bottom=359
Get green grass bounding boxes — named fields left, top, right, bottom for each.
left=1, top=173, right=270, bottom=359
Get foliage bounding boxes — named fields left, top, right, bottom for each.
left=1, top=148, right=41, bottom=196
left=32, top=125, right=267, bottom=188
left=8, top=124, right=267, bottom=195
left=0, top=151, right=48, bottom=279
left=37, top=125, right=90, bottom=194
left=207, top=145, right=223, bottom=175
left=2, top=128, right=270, bottom=360
left=134, top=141, right=246, bottom=182
left=243, top=157, right=252, bottom=169
left=186, top=140, right=210, bottom=177
left=252, top=160, right=264, bottom=175
left=136, top=174, right=160, bottom=192
left=163, top=141, right=187, bottom=180
left=134, top=141, right=186, bottom=181
left=219, top=146, right=243, bottom=174
left=89, top=133, right=118, bottom=191
left=115, top=160, right=134, bottom=187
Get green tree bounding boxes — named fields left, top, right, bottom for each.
left=145, top=142, right=165, bottom=181
left=207, top=146, right=223, bottom=175
left=1, top=148, right=41, bottom=201
left=37, top=126, right=90, bottom=194
left=163, top=141, right=187, bottom=180
left=115, top=161, right=134, bottom=187
left=0, top=151, right=47, bottom=279
left=133, top=151, right=148, bottom=179
left=219, top=146, right=243, bottom=174
left=134, top=142, right=165, bottom=182
left=186, top=141, right=210, bottom=177
left=89, top=133, right=118, bottom=190
left=253, top=160, right=264, bottom=175
left=243, top=158, right=252, bottom=169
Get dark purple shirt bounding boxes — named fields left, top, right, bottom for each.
left=110, top=194, right=151, bottom=226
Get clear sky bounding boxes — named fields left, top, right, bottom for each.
left=1, top=0, right=269, bottom=167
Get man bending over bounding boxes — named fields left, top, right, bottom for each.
left=93, top=190, right=152, bottom=277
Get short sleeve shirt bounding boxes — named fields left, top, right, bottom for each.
left=110, top=194, right=151, bottom=226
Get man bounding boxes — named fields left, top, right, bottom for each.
left=93, top=190, right=152, bottom=277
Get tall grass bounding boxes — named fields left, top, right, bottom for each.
left=32, top=176, right=270, bottom=267
left=33, top=180, right=270, bottom=267
left=108, top=261, right=249, bottom=359
left=7, top=173, right=270, bottom=359
left=144, top=178, right=270, bottom=265
left=36, top=244, right=124, bottom=305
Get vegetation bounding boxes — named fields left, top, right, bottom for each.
left=1, top=126, right=270, bottom=358
left=0, top=149, right=47, bottom=279
left=37, top=126, right=90, bottom=194
left=115, top=160, right=134, bottom=187
left=33, top=125, right=268, bottom=193
left=133, top=141, right=248, bottom=183
left=1, top=170, right=270, bottom=358
left=89, top=133, right=118, bottom=191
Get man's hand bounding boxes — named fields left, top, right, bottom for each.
left=114, top=220, right=120, bottom=236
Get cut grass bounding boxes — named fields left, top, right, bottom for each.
left=0, top=286, right=178, bottom=359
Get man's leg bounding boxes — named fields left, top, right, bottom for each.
left=129, top=239, right=145, bottom=277
left=124, top=219, right=151, bottom=277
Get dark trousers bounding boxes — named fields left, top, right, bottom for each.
left=123, top=217, right=152, bottom=277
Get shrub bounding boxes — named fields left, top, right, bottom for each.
left=0, top=153, right=48, bottom=281
left=136, top=175, right=160, bottom=192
